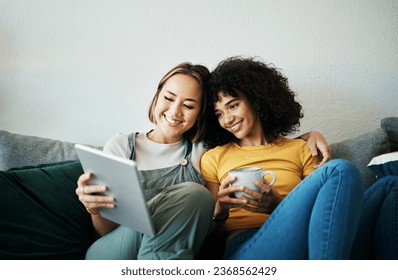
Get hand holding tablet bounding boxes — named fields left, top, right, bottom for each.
left=75, top=144, right=155, bottom=236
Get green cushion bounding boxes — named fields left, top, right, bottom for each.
left=0, top=161, right=97, bottom=259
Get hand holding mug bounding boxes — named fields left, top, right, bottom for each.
left=229, top=167, right=276, bottom=200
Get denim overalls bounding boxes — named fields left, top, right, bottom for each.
left=85, top=133, right=214, bottom=260
left=128, top=132, right=204, bottom=201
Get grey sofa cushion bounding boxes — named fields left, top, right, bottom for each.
left=381, top=117, right=398, bottom=152
left=330, top=128, right=390, bottom=188
left=0, top=130, right=78, bottom=170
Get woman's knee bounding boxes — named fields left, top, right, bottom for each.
left=319, top=159, right=364, bottom=200
left=182, top=182, right=214, bottom=208
left=326, top=159, right=360, bottom=174
left=324, top=159, right=363, bottom=183
left=165, top=182, right=214, bottom=210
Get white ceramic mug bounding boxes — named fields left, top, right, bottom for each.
left=229, top=167, right=276, bottom=199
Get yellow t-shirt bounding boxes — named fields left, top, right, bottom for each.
left=200, top=137, right=317, bottom=232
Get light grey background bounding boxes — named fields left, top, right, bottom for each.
left=1, top=0, right=397, bottom=146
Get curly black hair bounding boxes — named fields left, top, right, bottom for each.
left=203, top=56, right=303, bottom=149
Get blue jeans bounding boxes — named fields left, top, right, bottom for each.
left=224, top=159, right=364, bottom=260
left=351, top=175, right=398, bottom=259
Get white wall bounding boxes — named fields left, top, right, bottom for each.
left=1, top=0, right=397, bottom=146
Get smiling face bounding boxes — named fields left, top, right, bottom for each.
left=214, top=91, right=266, bottom=145
left=150, top=74, right=202, bottom=143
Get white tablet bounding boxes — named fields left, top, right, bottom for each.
left=75, top=144, right=155, bottom=236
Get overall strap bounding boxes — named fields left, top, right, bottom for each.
left=183, top=138, right=192, bottom=159
left=128, top=132, right=139, bottom=160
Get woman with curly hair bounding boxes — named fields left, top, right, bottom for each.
left=77, top=60, right=332, bottom=260
left=200, top=56, right=366, bottom=259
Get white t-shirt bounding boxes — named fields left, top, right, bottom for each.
left=103, top=132, right=206, bottom=171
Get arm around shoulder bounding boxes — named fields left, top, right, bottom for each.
left=298, top=131, right=332, bottom=167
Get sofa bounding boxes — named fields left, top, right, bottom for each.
left=1, top=117, right=397, bottom=260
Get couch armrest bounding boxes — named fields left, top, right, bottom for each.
left=381, top=117, right=398, bottom=152
left=0, top=130, right=78, bottom=170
